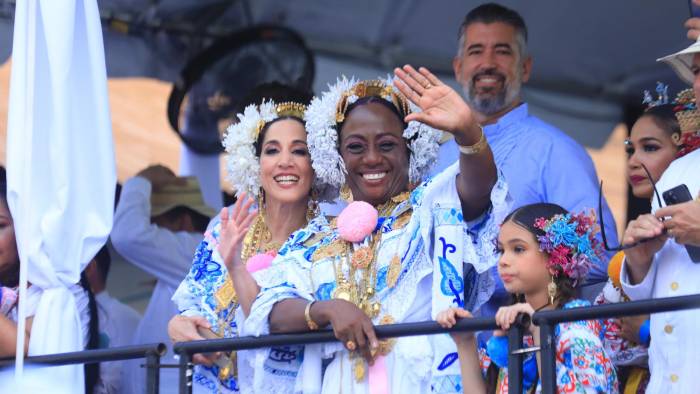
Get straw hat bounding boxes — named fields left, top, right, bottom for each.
left=658, top=38, right=700, bottom=85
left=150, top=176, right=217, bottom=218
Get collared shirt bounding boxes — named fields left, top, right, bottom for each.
left=93, top=291, right=141, bottom=394
left=111, top=176, right=203, bottom=394
left=621, top=148, right=700, bottom=394
left=433, top=103, right=617, bottom=285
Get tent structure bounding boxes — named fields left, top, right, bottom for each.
left=1, top=0, right=694, bottom=148
left=0, top=0, right=692, bottom=309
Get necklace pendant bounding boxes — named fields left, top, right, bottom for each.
left=371, top=302, right=381, bottom=317
left=333, top=283, right=352, bottom=301
left=353, top=358, right=366, bottom=382
left=214, top=278, right=237, bottom=312
left=351, top=246, right=373, bottom=269
left=387, top=255, right=401, bottom=288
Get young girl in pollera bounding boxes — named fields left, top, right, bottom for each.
left=437, top=203, right=618, bottom=393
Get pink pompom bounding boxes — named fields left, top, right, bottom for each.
left=246, top=252, right=275, bottom=273
left=337, top=201, right=378, bottom=243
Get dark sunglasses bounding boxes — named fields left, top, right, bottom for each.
left=598, top=163, right=665, bottom=251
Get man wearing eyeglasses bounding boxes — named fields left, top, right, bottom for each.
left=620, top=13, right=700, bottom=392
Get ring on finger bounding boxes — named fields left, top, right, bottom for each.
left=424, top=83, right=432, bottom=89
left=345, top=340, right=356, bottom=351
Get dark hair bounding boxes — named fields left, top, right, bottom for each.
left=641, top=104, right=682, bottom=139
left=238, top=82, right=313, bottom=158
left=80, top=272, right=100, bottom=394
left=255, top=115, right=306, bottom=158
left=159, top=206, right=211, bottom=233
left=93, top=245, right=111, bottom=284
left=340, top=96, right=408, bottom=131
left=458, top=3, right=528, bottom=58
left=0, top=167, right=19, bottom=288
left=502, top=203, right=576, bottom=307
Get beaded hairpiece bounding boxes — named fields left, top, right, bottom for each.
left=642, top=81, right=670, bottom=109
left=223, top=100, right=309, bottom=198
left=672, top=89, right=700, bottom=158
left=335, top=79, right=411, bottom=124
left=533, top=210, right=603, bottom=285
left=305, top=76, right=441, bottom=200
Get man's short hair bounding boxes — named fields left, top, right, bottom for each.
left=457, top=3, right=529, bottom=59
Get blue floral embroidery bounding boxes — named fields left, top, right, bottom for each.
left=438, top=237, right=463, bottom=307
left=191, top=243, right=221, bottom=281
left=376, top=265, right=388, bottom=291
left=437, top=352, right=459, bottom=371
left=315, top=282, right=335, bottom=300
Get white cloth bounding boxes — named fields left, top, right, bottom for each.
left=620, top=148, right=700, bottom=394
left=93, top=291, right=141, bottom=394
left=4, top=0, right=115, bottom=392
left=111, top=176, right=203, bottom=394
left=6, top=284, right=91, bottom=348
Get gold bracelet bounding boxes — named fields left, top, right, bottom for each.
left=304, top=300, right=319, bottom=330
left=457, top=125, right=487, bottom=155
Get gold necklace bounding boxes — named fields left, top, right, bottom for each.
left=240, top=212, right=282, bottom=264
left=330, top=192, right=411, bottom=382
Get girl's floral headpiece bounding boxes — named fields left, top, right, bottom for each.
left=533, top=210, right=603, bottom=285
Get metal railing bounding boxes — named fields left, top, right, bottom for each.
left=4, top=294, right=700, bottom=394
left=0, top=342, right=166, bottom=394
left=172, top=293, right=700, bottom=394
left=533, top=294, right=700, bottom=393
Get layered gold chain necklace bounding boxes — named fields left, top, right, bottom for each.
left=240, top=212, right=283, bottom=264
left=330, top=191, right=411, bottom=381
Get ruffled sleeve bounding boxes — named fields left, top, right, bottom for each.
left=171, top=226, right=229, bottom=330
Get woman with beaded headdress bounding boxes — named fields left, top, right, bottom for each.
left=241, top=65, right=509, bottom=393
left=169, top=94, right=330, bottom=393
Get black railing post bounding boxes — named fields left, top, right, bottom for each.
left=145, top=350, right=161, bottom=394
left=507, top=316, right=525, bottom=394
left=178, top=351, right=193, bottom=394
left=538, top=321, right=556, bottom=394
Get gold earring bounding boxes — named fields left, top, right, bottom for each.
left=257, top=188, right=265, bottom=210
left=547, top=276, right=557, bottom=306
left=340, top=184, right=353, bottom=203
left=671, top=133, right=682, bottom=146
left=306, top=198, right=319, bottom=222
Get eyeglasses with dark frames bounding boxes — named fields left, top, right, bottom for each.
left=598, top=163, right=665, bottom=251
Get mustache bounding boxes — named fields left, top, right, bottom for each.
left=471, top=69, right=506, bottom=83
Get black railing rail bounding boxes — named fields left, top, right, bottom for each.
left=0, top=342, right=167, bottom=394
left=533, top=294, right=700, bottom=394
left=174, top=317, right=533, bottom=394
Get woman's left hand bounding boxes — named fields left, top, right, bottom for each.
left=218, top=192, right=258, bottom=271
left=495, top=302, right=535, bottom=332
left=393, top=65, right=480, bottom=145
